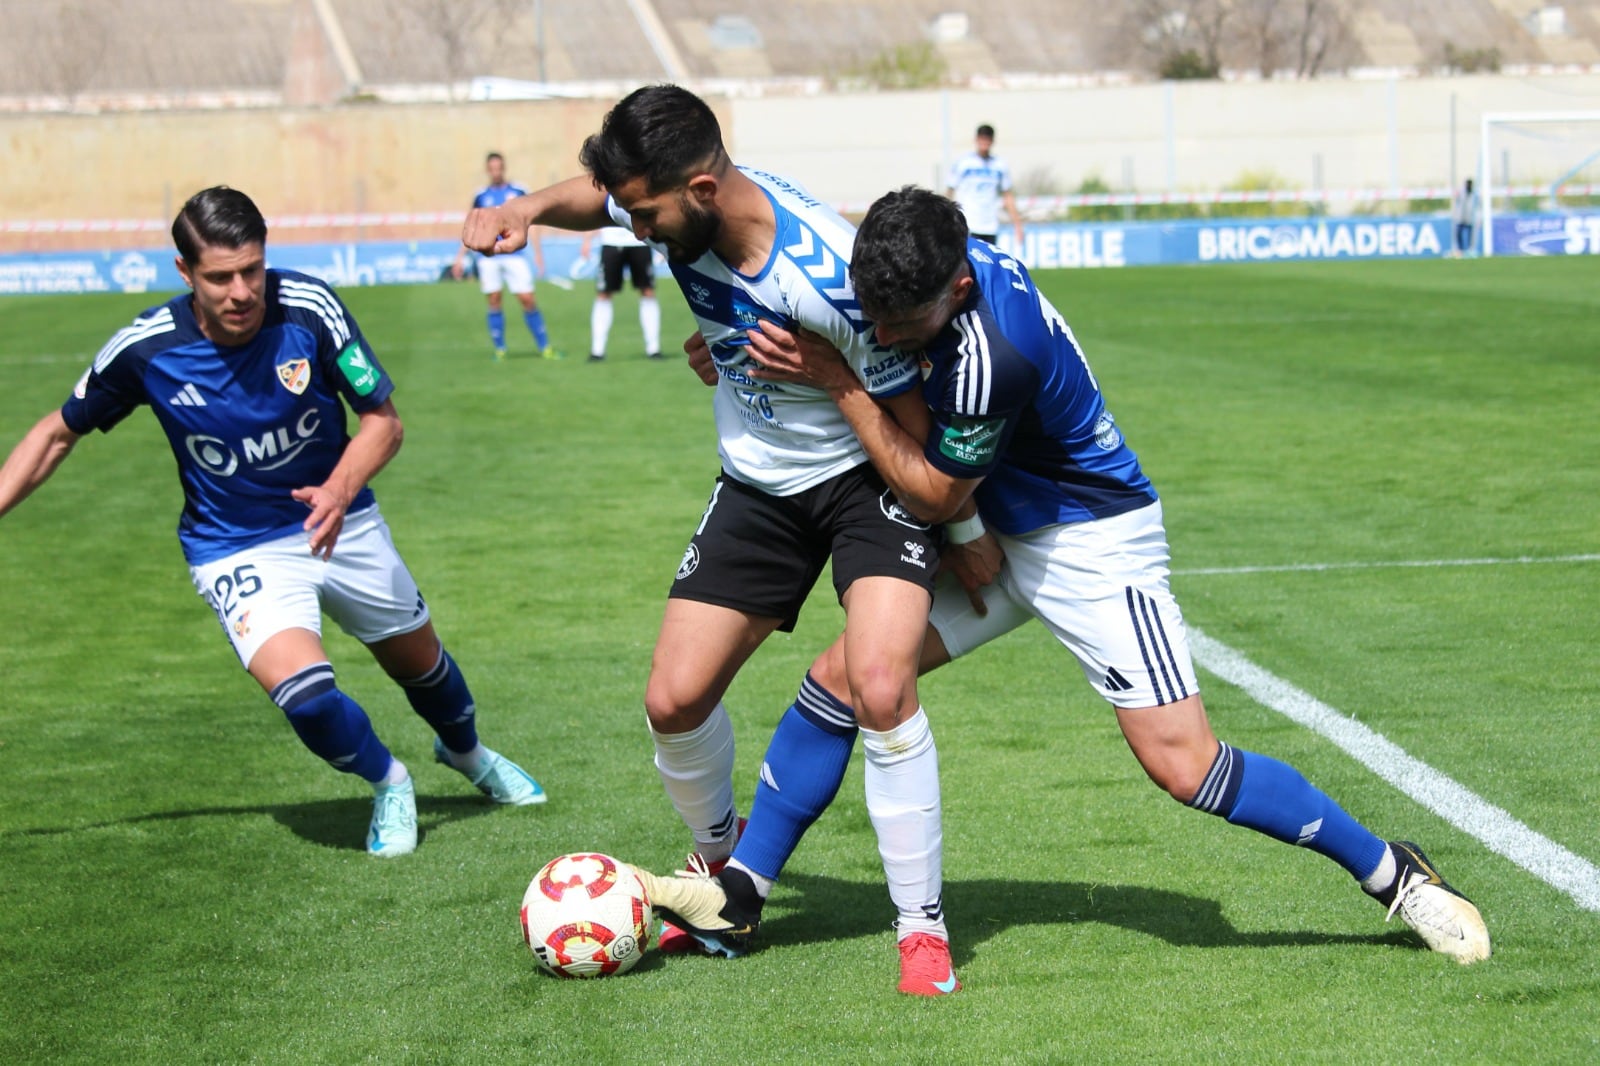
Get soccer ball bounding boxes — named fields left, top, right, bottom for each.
left=520, top=852, right=653, bottom=978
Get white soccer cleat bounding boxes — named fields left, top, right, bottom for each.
left=1381, top=841, right=1491, bottom=964
left=632, top=856, right=756, bottom=958
left=433, top=738, right=547, bottom=806
left=367, top=777, right=418, bottom=857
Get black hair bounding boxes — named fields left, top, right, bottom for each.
left=850, top=186, right=969, bottom=315
left=976, top=123, right=995, bottom=139
left=578, top=84, right=726, bottom=193
left=486, top=151, right=504, bottom=164
left=172, top=186, right=267, bottom=265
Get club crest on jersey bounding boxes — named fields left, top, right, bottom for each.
left=276, top=358, right=311, bottom=395
left=879, top=490, right=931, bottom=531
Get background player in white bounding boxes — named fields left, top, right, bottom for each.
left=946, top=124, right=1025, bottom=250
left=450, top=152, right=555, bottom=361
left=462, top=86, right=965, bottom=994
left=580, top=226, right=663, bottom=361
left=0, top=187, right=545, bottom=857
left=673, top=185, right=1490, bottom=966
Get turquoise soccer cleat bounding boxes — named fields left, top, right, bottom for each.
left=367, top=777, right=418, bottom=857
left=433, top=737, right=547, bottom=806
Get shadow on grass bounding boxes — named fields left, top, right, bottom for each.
left=6, top=794, right=502, bottom=852
left=763, top=872, right=1415, bottom=964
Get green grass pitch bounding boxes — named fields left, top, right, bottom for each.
left=2, top=258, right=1597, bottom=1063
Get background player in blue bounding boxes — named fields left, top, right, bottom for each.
left=674, top=186, right=1491, bottom=966
left=450, top=152, right=554, bottom=360
left=462, top=86, right=964, bottom=994
left=0, top=187, right=546, bottom=857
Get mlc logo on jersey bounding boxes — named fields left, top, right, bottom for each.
left=184, top=408, right=323, bottom=478
left=277, top=358, right=311, bottom=395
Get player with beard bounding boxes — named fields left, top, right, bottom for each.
left=463, top=87, right=965, bottom=993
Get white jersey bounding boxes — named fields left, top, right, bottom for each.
left=607, top=167, right=919, bottom=496
left=599, top=226, right=646, bottom=248
left=947, top=151, right=1013, bottom=236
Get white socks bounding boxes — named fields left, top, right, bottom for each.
left=640, top=295, right=662, bottom=354
left=1361, top=844, right=1398, bottom=896
left=378, top=758, right=410, bottom=788
left=727, top=858, right=775, bottom=898
left=440, top=742, right=487, bottom=777
left=651, top=703, right=739, bottom=862
left=862, top=708, right=947, bottom=940
left=590, top=298, right=614, bottom=357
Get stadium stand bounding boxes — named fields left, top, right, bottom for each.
left=5, top=0, right=1600, bottom=110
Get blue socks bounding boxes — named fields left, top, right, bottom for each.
left=1190, top=742, right=1388, bottom=881
left=732, top=673, right=858, bottom=882
left=487, top=310, right=506, bottom=349
left=397, top=648, right=479, bottom=755
left=270, top=663, right=392, bottom=783
left=524, top=309, right=549, bottom=349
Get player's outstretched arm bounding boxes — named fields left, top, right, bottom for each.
left=462, top=177, right=611, bottom=255
left=292, top=400, right=403, bottom=560
left=0, top=410, right=82, bottom=521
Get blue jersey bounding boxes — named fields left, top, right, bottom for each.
left=471, top=182, right=529, bottom=210
left=920, top=241, right=1155, bottom=534
left=61, top=270, right=395, bottom=565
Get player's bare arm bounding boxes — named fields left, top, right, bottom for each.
left=293, top=399, right=404, bottom=559
left=745, top=320, right=977, bottom=523
left=0, top=410, right=82, bottom=520
left=462, top=176, right=611, bottom=255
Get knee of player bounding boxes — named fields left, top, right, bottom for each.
left=270, top=663, right=342, bottom=721
left=847, top=665, right=916, bottom=729
left=642, top=676, right=715, bottom=733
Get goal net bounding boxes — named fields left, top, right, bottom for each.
left=1478, top=111, right=1600, bottom=257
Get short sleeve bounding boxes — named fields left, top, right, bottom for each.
left=279, top=274, right=395, bottom=412
left=998, top=162, right=1013, bottom=194
left=59, top=315, right=161, bottom=435
left=921, top=318, right=1036, bottom=479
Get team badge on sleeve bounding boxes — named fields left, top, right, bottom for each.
left=337, top=343, right=380, bottom=396
left=276, top=358, right=311, bottom=395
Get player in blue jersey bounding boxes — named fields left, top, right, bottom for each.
left=669, top=186, right=1491, bottom=966
left=451, top=152, right=554, bottom=360
left=463, top=87, right=964, bottom=994
left=0, top=187, right=546, bottom=857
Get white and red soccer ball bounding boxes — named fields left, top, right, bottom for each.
left=520, top=852, right=653, bottom=978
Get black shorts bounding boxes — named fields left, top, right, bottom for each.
left=670, top=465, right=939, bottom=632
left=598, top=245, right=654, bottom=294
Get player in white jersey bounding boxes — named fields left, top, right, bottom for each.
left=946, top=124, right=1024, bottom=249
left=668, top=186, right=1489, bottom=967
left=0, top=187, right=545, bottom=859
left=581, top=227, right=663, bottom=361
left=462, top=85, right=965, bottom=993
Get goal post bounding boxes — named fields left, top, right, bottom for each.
left=1478, top=110, right=1600, bottom=258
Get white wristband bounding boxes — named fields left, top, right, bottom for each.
left=944, top=513, right=986, bottom=545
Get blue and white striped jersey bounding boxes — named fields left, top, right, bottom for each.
left=920, top=241, right=1155, bottom=534
left=607, top=167, right=919, bottom=496
left=60, top=270, right=394, bottom=565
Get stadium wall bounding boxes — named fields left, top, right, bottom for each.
left=7, top=212, right=1596, bottom=297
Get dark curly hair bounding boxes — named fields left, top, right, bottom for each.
left=578, top=84, right=727, bottom=193
left=850, top=186, right=969, bottom=315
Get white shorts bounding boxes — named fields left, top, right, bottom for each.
left=188, top=505, right=431, bottom=670
left=929, top=501, right=1199, bottom=709
left=478, top=253, right=535, bottom=295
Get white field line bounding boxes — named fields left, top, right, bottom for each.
left=1189, top=628, right=1600, bottom=913
left=1175, top=554, right=1600, bottom=576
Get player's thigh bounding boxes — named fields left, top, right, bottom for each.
left=646, top=597, right=784, bottom=732
left=838, top=575, right=931, bottom=727
left=599, top=247, right=623, bottom=294
left=927, top=569, right=1035, bottom=661
left=824, top=464, right=940, bottom=602
left=477, top=256, right=504, bottom=295
left=190, top=538, right=326, bottom=684
left=1004, top=502, right=1200, bottom=711
left=319, top=506, right=433, bottom=653
left=626, top=246, right=654, bottom=291
left=501, top=254, right=535, bottom=295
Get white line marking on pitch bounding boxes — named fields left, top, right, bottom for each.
left=1176, top=553, right=1600, bottom=576
left=1190, top=628, right=1600, bottom=913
